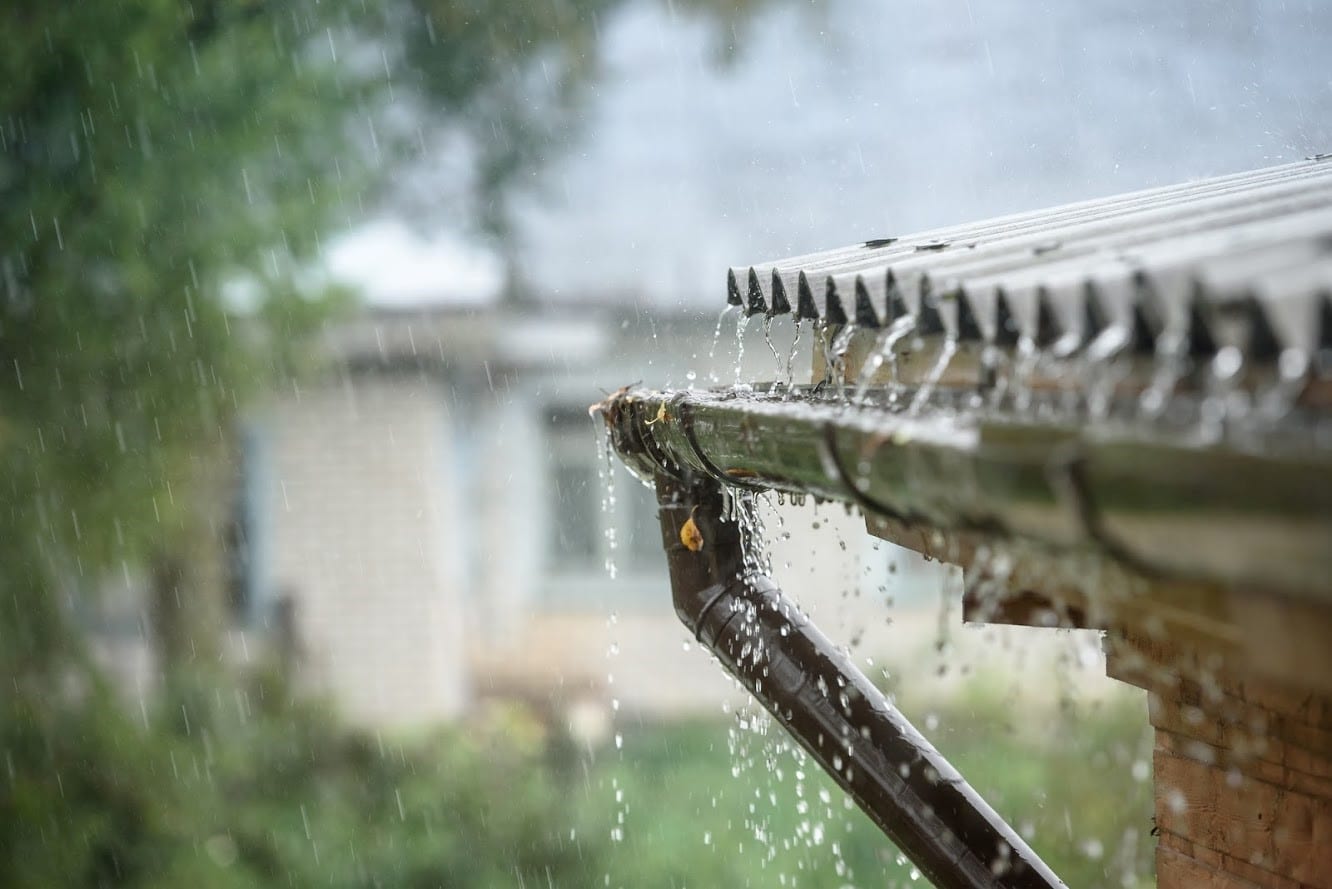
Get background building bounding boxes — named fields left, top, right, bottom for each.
left=86, top=299, right=1015, bottom=731
left=81, top=0, right=1332, bottom=736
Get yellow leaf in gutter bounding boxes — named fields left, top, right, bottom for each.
left=680, top=515, right=704, bottom=552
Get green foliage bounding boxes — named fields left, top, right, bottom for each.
left=1, top=678, right=609, bottom=889
left=1, top=1, right=373, bottom=502
left=1, top=675, right=1152, bottom=889
left=0, top=0, right=789, bottom=675
left=592, top=693, right=1155, bottom=889
left=0, top=0, right=386, bottom=679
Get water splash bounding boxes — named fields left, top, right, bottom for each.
left=709, top=304, right=739, bottom=360
left=721, top=489, right=780, bottom=871
left=606, top=609, right=629, bottom=855
left=828, top=324, right=860, bottom=394
left=718, top=506, right=855, bottom=880
left=853, top=315, right=916, bottom=404
left=761, top=315, right=784, bottom=389
left=784, top=319, right=805, bottom=396
left=907, top=338, right=958, bottom=416
left=1138, top=334, right=1187, bottom=420
left=735, top=313, right=753, bottom=385
left=1081, top=348, right=1131, bottom=422
left=980, top=344, right=1011, bottom=413
left=708, top=304, right=740, bottom=384
left=811, top=321, right=835, bottom=388
left=1199, top=345, right=1251, bottom=444
left=594, top=423, right=619, bottom=580
left=1254, top=347, right=1311, bottom=424
left=1009, top=337, right=1042, bottom=414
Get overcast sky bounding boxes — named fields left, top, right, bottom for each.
left=331, top=0, right=1332, bottom=309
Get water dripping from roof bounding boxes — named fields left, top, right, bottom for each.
left=854, top=315, right=916, bottom=405
left=708, top=304, right=740, bottom=385
left=828, top=323, right=859, bottom=396
left=784, top=318, right=805, bottom=397
left=761, top=315, right=782, bottom=389
left=734, top=312, right=752, bottom=387
left=907, top=337, right=958, bottom=417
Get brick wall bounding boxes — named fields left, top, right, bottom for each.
left=1109, top=632, right=1332, bottom=889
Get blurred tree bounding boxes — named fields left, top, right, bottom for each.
left=0, top=673, right=612, bottom=888
left=0, top=0, right=784, bottom=886
left=399, top=0, right=784, bottom=236
left=0, top=0, right=385, bottom=710
left=0, top=0, right=784, bottom=692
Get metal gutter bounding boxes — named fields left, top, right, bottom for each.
left=655, top=471, right=1066, bottom=889
left=601, top=386, right=1332, bottom=603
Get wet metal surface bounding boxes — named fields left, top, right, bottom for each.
left=656, top=472, right=1066, bottom=889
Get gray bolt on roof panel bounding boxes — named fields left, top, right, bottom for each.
left=728, top=157, right=1332, bottom=366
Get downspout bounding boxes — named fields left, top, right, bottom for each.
left=654, top=469, right=1065, bottom=889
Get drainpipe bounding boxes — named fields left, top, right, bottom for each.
left=655, top=470, right=1065, bottom=889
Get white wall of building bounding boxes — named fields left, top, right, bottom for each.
left=261, top=373, right=469, bottom=727
left=225, top=306, right=1117, bottom=733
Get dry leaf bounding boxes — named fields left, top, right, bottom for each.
left=680, top=515, right=704, bottom=552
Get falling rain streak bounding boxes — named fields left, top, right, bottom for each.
left=593, top=155, right=1332, bottom=886
left=14, top=1, right=1324, bottom=886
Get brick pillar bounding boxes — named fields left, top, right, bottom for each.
left=1107, top=632, right=1332, bottom=889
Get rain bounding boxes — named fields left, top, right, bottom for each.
left=4, top=2, right=1331, bottom=888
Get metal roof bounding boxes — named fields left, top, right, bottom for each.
left=728, top=157, right=1332, bottom=366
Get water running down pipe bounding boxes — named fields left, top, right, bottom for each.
left=654, top=470, right=1065, bottom=889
